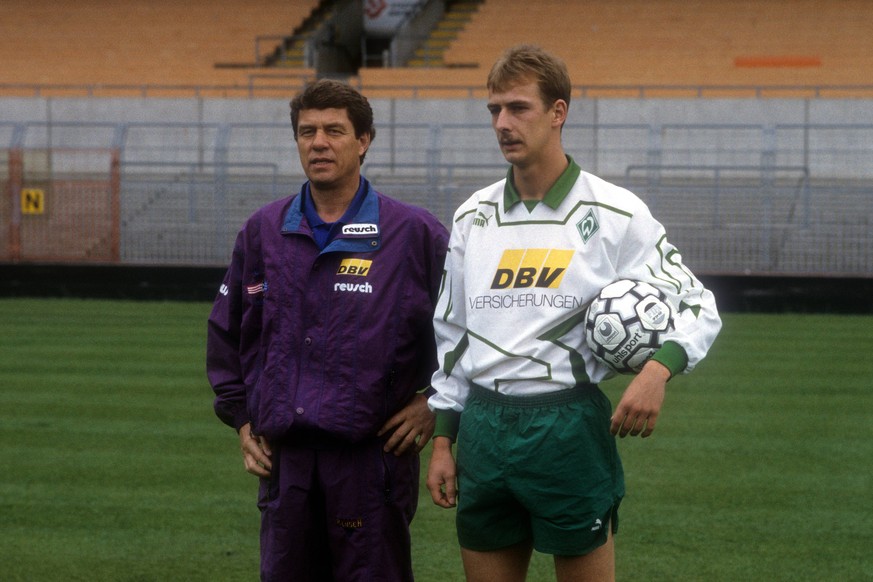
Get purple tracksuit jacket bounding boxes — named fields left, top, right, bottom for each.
left=206, top=178, right=449, bottom=443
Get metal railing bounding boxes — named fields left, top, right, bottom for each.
left=2, top=120, right=872, bottom=276
left=7, top=82, right=873, bottom=100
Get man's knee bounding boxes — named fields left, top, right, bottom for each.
left=553, top=530, right=615, bottom=582
left=461, top=541, right=533, bottom=582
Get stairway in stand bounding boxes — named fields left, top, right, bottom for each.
left=406, top=1, right=483, bottom=68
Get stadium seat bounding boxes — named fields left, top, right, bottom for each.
left=0, top=0, right=319, bottom=92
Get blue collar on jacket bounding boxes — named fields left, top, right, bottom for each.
left=281, top=178, right=382, bottom=254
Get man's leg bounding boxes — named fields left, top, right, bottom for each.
left=259, top=444, right=333, bottom=582
left=553, top=530, right=615, bottom=582
left=320, top=438, right=418, bottom=582
left=461, top=541, right=533, bottom=582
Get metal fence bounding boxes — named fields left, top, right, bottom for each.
left=7, top=82, right=873, bottom=100
left=2, top=120, right=872, bottom=276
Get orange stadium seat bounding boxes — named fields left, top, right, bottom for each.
left=453, top=0, right=873, bottom=85
left=0, top=0, right=319, bottom=93
left=3, top=0, right=873, bottom=97
left=360, top=0, right=873, bottom=97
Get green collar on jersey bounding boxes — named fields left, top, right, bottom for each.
left=503, top=155, right=582, bottom=212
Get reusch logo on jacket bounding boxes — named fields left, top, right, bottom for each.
left=335, top=258, right=374, bottom=294
left=341, top=223, right=379, bottom=236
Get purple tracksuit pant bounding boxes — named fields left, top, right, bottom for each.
left=258, top=433, right=419, bottom=581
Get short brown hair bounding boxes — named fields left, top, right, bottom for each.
left=290, top=79, right=376, bottom=143
left=487, top=45, right=571, bottom=111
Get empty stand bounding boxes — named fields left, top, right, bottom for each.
left=1, top=0, right=319, bottom=91
left=5, top=0, right=873, bottom=97
left=361, top=0, right=873, bottom=96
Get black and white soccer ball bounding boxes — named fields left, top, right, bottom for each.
left=585, top=279, right=675, bottom=375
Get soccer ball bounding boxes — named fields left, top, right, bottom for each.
left=584, top=279, right=675, bottom=374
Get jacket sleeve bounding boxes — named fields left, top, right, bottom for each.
left=206, top=232, right=251, bottom=431
left=616, top=203, right=722, bottom=376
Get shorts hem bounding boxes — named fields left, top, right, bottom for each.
left=532, top=504, right=621, bottom=557
left=457, top=536, right=533, bottom=553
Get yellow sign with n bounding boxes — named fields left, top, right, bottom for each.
left=21, top=188, right=45, bottom=215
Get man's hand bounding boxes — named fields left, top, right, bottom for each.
left=239, top=422, right=272, bottom=477
left=426, top=436, right=458, bottom=508
left=610, top=359, right=671, bottom=438
left=377, top=393, right=436, bottom=455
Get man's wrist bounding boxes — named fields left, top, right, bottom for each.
left=643, top=358, right=672, bottom=380
left=432, top=435, right=454, bottom=451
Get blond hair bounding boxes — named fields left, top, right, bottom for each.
left=487, top=45, right=571, bottom=110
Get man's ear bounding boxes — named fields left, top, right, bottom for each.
left=552, top=99, right=568, bottom=127
left=358, top=132, right=371, bottom=158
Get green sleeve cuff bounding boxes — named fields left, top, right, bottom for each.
left=651, top=340, right=688, bottom=377
left=434, top=410, right=461, bottom=441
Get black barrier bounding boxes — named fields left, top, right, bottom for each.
left=1, top=264, right=871, bottom=313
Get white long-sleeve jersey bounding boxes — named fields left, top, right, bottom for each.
left=429, top=160, right=722, bottom=416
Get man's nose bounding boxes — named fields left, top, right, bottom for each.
left=311, top=129, right=329, bottom=148
left=493, top=109, right=511, bottom=132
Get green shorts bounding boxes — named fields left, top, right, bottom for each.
left=455, top=384, right=624, bottom=556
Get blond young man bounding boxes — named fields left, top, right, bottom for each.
left=426, top=46, right=721, bottom=582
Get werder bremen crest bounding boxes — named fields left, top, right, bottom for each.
left=577, top=209, right=599, bottom=243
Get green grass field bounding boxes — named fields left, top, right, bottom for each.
left=1, top=298, right=871, bottom=581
